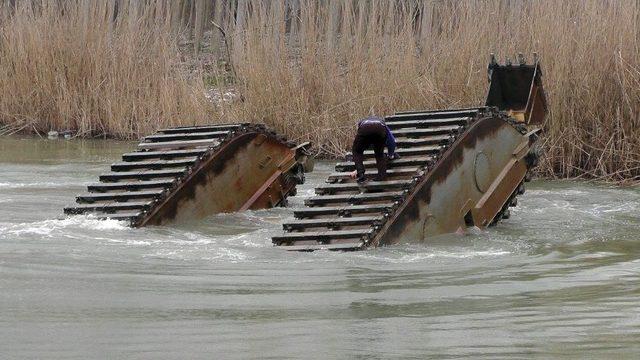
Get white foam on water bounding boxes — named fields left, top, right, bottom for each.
left=144, top=245, right=251, bottom=263
left=234, top=232, right=271, bottom=248
left=528, top=189, right=589, bottom=196
left=0, top=181, right=72, bottom=189
left=107, top=238, right=155, bottom=246
left=3, top=215, right=129, bottom=238
left=600, top=202, right=640, bottom=213
left=206, top=247, right=251, bottom=262
left=350, top=247, right=511, bottom=264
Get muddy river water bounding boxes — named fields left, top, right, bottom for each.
left=1, top=137, right=639, bottom=359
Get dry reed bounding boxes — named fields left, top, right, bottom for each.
left=0, top=0, right=639, bottom=183
left=0, top=0, right=213, bottom=138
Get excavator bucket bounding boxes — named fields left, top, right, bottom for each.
left=273, top=55, right=548, bottom=251
left=485, top=53, right=548, bottom=125
left=64, top=123, right=312, bottom=226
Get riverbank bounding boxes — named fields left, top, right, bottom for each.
left=0, top=1, right=639, bottom=182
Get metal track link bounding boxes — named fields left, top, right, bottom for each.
left=64, top=123, right=305, bottom=226
left=273, top=109, right=479, bottom=251
left=273, top=106, right=539, bottom=251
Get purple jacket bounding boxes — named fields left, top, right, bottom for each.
left=357, top=116, right=396, bottom=154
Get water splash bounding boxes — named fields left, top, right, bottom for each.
left=1, top=215, right=129, bottom=239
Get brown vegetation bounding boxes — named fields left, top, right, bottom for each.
left=0, top=0, right=639, bottom=182
left=0, top=1, right=212, bottom=138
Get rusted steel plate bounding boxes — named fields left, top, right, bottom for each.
left=274, top=56, right=547, bottom=251
left=64, top=124, right=312, bottom=227
left=372, top=114, right=529, bottom=247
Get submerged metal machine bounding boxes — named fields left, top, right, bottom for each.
left=65, top=123, right=312, bottom=226
left=273, top=55, right=548, bottom=251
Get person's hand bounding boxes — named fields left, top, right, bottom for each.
left=349, top=170, right=358, bottom=179
left=387, top=153, right=400, bottom=161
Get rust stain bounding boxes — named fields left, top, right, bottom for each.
left=138, top=131, right=302, bottom=226
left=375, top=114, right=518, bottom=247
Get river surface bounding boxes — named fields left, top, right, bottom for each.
left=1, top=137, right=639, bottom=359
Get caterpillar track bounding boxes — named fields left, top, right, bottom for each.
left=273, top=56, right=547, bottom=251
left=64, top=123, right=312, bottom=226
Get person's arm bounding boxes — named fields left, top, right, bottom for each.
left=385, top=125, right=396, bottom=156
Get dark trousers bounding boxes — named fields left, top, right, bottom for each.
left=352, top=122, right=387, bottom=179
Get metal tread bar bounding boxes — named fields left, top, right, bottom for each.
left=386, top=117, right=471, bottom=129
left=159, top=124, right=243, bottom=134
left=304, top=191, right=406, bottom=206
left=387, top=108, right=482, bottom=119
left=394, top=135, right=452, bottom=147
left=122, top=149, right=208, bottom=161
left=142, top=131, right=229, bottom=142
left=392, top=125, right=462, bottom=137
left=99, top=168, right=187, bottom=182
left=64, top=201, right=153, bottom=214
left=344, top=145, right=441, bottom=159
left=137, top=138, right=220, bottom=150
left=283, top=216, right=384, bottom=231
left=88, top=179, right=176, bottom=192
left=327, top=167, right=421, bottom=182
left=76, top=190, right=164, bottom=203
left=334, top=156, right=433, bottom=172
left=110, top=157, right=197, bottom=171
left=279, top=242, right=365, bottom=251
left=315, top=180, right=414, bottom=194
left=272, top=229, right=374, bottom=243
left=293, top=203, right=396, bottom=219
left=94, top=212, right=143, bottom=222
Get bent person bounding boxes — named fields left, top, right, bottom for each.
left=350, top=116, right=399, bottom=183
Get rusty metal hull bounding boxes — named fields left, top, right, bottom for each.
left=140, top=132, right=301, bottom=226
left=272, top=108, right=538, bottom=251
left=64, top=124, right=311, bottom=226
left=374, top=114, right=534, bottom=246
left=273, top=56, right=547, bottom=251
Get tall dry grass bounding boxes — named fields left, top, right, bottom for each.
left=0, top=0, right=212, bottom=138
left=226, top=0, right=640, bottom=182
left=0, top=0, right=639, bottom=182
